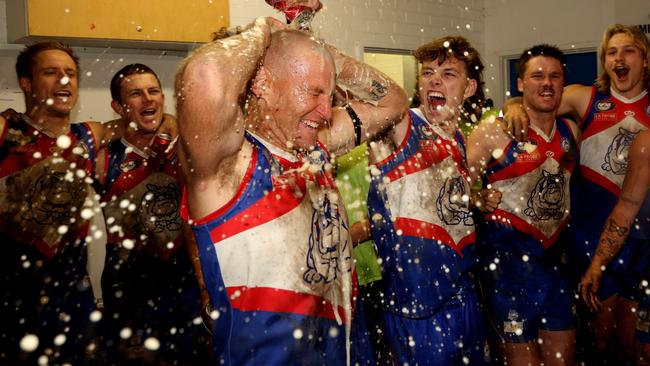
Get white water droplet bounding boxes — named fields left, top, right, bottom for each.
left=56, top=135, right=72, bottom=149
left=89, top=310, right=102, bottom=322
left=46, top=98, right=54, bottom=106
left=293, top=328, right=303, bottom=339
left=60, top=76, right=70, bottom=85
left=144, top=337, right=160, bottom=351
left=53, top=334, right=66, bottom=346
left=120, top=327, right=133, bottom=339
left=19, top=334, right=39, bottom=352
left=122, top=239, right=135, bottom=250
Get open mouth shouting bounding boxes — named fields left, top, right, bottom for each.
left=141, top=107, right=157, bottom=118
left=614, top=64, right=630, bottom=80
left=428, top=91, right=446, bottom=110
left=53, top=89, right=72, bottom=102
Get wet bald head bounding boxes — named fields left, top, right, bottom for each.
left=263, top=30, right=335, bottom=80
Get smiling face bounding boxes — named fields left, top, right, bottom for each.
left=112, top=73, right=164, bottom=134
left=518, top=55, right=564, bottom=114
left=256, top=34, right=335, bottom=151
left=604, top=33, right=648, bottom=98
left=417, top=57, right=477, bottom=125
left=20, top=49, right=78, bottom=118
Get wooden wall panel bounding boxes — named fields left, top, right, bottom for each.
left=14, top=0, right=229, bottom=44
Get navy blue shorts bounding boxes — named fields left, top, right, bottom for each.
left=483, top=278, right=576, bottom=343
left=569, top=227, right=650, bottom=301
left=382, top=285, right=490, bottom=365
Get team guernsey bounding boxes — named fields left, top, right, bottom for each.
left=570, top=87, right=650, bottom=299
left=98, top=137, right=202, bottom=363
left=0, top=116, right=98, bottom=363
left=367, top=108, right=486, bottom=364
left=572, top=87, right=650, bottom=238
left=184, top=132, right=353, bottom=365
left=480, top=118, right=578, bottom=341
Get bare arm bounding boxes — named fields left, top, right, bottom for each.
left=175, top=17, right=275, bottom=181
left=466, top=115, right=511, bottom=185
left=350, top=219, right=371, bottom=246
left=319, top=46, right=408, bottom=156
left=580, top=130, right=650, bottom=312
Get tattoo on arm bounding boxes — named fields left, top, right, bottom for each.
left=607, top=218, right=630, bottom=237
left=368, top=80, right=388, bottom=101
left=594, top=218, right=630, bottom=261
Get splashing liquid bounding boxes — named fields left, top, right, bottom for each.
left=264, top=0, right=313, bottom=30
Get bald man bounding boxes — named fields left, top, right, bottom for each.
left=175, top=13, right=406, bottom=365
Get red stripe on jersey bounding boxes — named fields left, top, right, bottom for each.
left=209, top=173, right=306, bottom=244
left=580, top=165, right=621, bottom=196
left=226, top=286, right=348, bottom=323
left=394, top=217, right=475, bottom=256
left=487, top=208, right=568, bottom=248
left=488, top=133, right=567, bottom=183
left=186, top=148, right=259, bottom=225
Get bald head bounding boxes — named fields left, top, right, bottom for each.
left=263, top=29, right=335, bottom=80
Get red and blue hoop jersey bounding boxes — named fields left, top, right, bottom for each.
left=481, top=118, right=578, bottom=282
left=184, top=132, right=354, bottom=365
left=367, top=108, right=478, bottom=318
left=572, top=87, right=650, bottom=239
left=98, top=137, right=203, bottom=364
left=0, top=117, right=98, bottom=363
left=98, top=138, right=183, bottom=258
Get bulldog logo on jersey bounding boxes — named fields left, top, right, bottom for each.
left=21, top=171, right=85, bottom=226
left=524, top=170, right=565, bottom=221
left=602, top=127, right=639, bottom=175
left=436, top=176, right=474, bottom=226
left=136, top=183, right=181, bottom=235
left=303, top=187, right=351, bottom=285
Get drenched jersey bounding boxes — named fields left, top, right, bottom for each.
left=0, top=116, right=98, bottom=362
left=98, top=138, right=183, bottom=259
left=0, top=117, right=96, bottom=257
left=367, top=108, right=477, bottom=318
left=481, top=118, right=578, bottom=282
left=572, top=87, right=650, bottom=239
left=184, top=132, right=353, bottom=365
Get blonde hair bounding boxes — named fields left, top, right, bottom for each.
left=595, top=24, right=650, bottom=93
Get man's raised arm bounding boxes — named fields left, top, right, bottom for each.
left=175, top=17, right=276, bottom=180
left=321, top=46, right=408, bottom=156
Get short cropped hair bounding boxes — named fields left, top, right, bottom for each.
left=516, top=44, right=566, bottom=79
left=110, top=63, right=161, bottom=104
left=16, top=41, right=80, bottom=80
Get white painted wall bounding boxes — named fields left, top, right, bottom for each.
left=483, top=0, right=650, bottom=107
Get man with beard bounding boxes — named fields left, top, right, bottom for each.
left=174, top=6, right=407, bottom=365
left=0, top=41, right=122, bottom=364
left=467, top=44, right=579, bottom=365
left=365, top=35, right=490, bottom=365
left=505, top=24, right=650, bottom=364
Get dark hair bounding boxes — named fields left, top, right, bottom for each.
left=413, top=35, right=486, bottom=119
left=110, top=63, right=161, bottom=104
left=516, top=44, right=566, bottom=79
left=16, top=41, right=80, bottom=80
